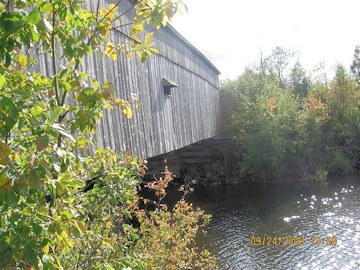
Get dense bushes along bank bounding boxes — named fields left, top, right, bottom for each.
left=221, top=46, right=360, bottom=182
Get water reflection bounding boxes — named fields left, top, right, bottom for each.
left=191, top=176, right=360, bottom=269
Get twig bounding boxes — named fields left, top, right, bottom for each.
left=51, top=3, right=60, bottom=106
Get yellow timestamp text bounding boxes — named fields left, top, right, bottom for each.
left=250, top=236, right=337, bottom=246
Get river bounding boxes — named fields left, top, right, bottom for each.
left=190, top=175, right=360, bottom=269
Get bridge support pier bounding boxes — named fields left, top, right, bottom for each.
left=145, top=137, right=233, bottom=185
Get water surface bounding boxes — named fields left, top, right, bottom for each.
left=191, top=176, right=360, bottom=269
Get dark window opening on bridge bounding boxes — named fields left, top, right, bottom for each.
left=162, top=78, right=178, bottom=96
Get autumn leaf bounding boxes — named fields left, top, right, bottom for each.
left=101, top=82, right=115, bottom=101
left=115, top=98, right=124, bottom=106
left=0, top=174, right=12, bottom=191
left=93, top=80, right=99, bottom=90
left=105, top=42, right=118, bottom=60
left=19, top=53, right=27, bottom=67
left=0, top=75, right=5, bottom=90
left=35, top=135, right=49, bottom=151
left=43, top=245, right=50, bottom=255
left=97, top=21, right=112, bottom=39
left=145, top=32, right=153, bottom=44
left=135, top=102, right=142, bottom=110
left=68, top=58, right=75, bottom=68
left=75, top=220, right=87, bottom=234
left=109, top=3, right=119, bottom=12
left=122, top=105, right=133, bottom=119
left=0, top=141, right=10, bottom=165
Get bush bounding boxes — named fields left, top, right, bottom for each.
left=136, top=168, right=218, bottom=269
left=314, top=170, right=328, bottom=185
left=327, top=149, right=351, bottom=175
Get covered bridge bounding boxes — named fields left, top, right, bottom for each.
left=38, top=0, right=220, bottom=159
left=92, top=0, right=220, bottom=159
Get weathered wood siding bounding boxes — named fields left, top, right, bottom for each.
left=37, top=0, right=220, bottom=159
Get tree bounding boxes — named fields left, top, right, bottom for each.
left=351, top=45, right=360, bottom=89
left=0, top=0, right=217, bottom=269
left=266, top=46, right=295, bottom=88
left=222, top=69, right=300, bottom=181
left=328, top=65, right=358, bottom=123
left=290, top=62, right=311, bottom=98
left=324, top=65, right=359, bottom=171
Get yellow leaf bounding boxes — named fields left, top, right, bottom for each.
left=0, top=141, right=10, bottom=165
left=75, top=220, right=87, bottom=234
left=105, top=42, right=115, bottom=50
left=68, top=58, right=75, bottom=68
left=105, top=42, right=118, bottom=61
left=11, top=152, right=18, bottom=163
left=122, top=105, right=133, bottom=119
left=131, top=35, right=141, bottom=43
left=98, top=22, right=111, bottom=39
left=93, top=80, right=99, bottom=90
left=109, top=3, right=118, bottom=12
left=68, top=240, right=75, bottom=248
left=145, top=32, right=153, bottom=44
left=102, top=237, right=113, bottom=248
left=135, top=102, right=142, bottom=110
left=115, top=98, right=124, bottom=106
left=111, top=51, right=117, bottom=61
left=126, top=107, right=133, bottom=119
left=19, top=53, right=27, bottom=67
left=0, top=175, right=12, bottom=191
left=43, top=245, right=50, bottom=254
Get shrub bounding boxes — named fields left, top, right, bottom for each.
left=327, top=149, right=351, bottom=175
left=314, top=170, right=328, bottom=185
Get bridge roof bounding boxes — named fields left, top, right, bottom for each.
left=165, top=23, right=221, bottom=75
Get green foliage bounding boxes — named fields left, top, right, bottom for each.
left=290, top=62, right=311, bottom=98
left=325, top=148, right=351, bottom=175
left=314, top=170, right=328, bottom=185
left=223, top=70, right=301, bottom=180
left=0, top=0, right=216, bottom=269
left=222, top=47, right=360, bottom=182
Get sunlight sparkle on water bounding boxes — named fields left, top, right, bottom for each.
left=283, top=215, right=301, bottom=223
left=194, top=178, right=360, bottom=269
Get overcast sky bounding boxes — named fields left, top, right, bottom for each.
left=170, top=0, right=360, bottom=80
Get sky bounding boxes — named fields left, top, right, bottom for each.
left=170, top=0, right=360, bottom=80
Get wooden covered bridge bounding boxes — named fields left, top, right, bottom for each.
left=86, top=0, right=221, bottom=160
left=37, top=0, right=225, bottom=181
